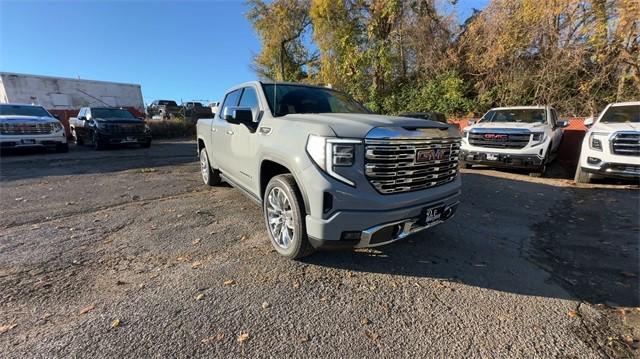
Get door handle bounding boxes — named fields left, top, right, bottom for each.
left=226, top=130, right=234, bottom=135
left=211, top=128, right=217, bottom=132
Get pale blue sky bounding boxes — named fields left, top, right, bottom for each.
left=0, top=0, right=488, bottom=105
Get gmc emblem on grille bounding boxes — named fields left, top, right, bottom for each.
left=416, top=149, right=446, bottom=162
left=483, top=133, right=508, bottom=140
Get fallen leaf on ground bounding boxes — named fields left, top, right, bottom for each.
left=111, top=319, right=121, bottom=328
left=0, top=324, right=17, bottom=334
left=223, top=279, right=236, bottom=286
left=360, top=317, right=370, bottom=325
left=79, top=305, right=95, bottom=314
left=240, top=235, right=247, bottom=240
left=237, top=332, right=250, bottom=343
left=196, top=293, right=205, bottom=301
left=364, top=329, right=379, bottom=341
left=292, top=281, right=300, bottom=289
left=201, top=332, right=225, bottom=344
left=299, top=334, right=310, bottom=343
left=192, top=238, right=201, bottom=245
left=567, top=310, right=579, bottom=318
left=261, top=301, right=270, bottom=309
left=191, top=261, right=202, bottom=269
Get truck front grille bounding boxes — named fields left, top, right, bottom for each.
left=365, top=138, right=460, bottom=194
left=105, top=124, right=145, bottom=135
left=468, top=132, right=530, bottom=149
left=612, top=132, right=640, bottom=156
left=0, top=123, right=55, bottom=135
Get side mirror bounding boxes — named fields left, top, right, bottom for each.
left=557, top=120, right=569, bottom=128
left=224, top=107, right=253, bottom=125
left=583, top=117, right=594, bottom=127
left=53, top=114, right=60, bottom=120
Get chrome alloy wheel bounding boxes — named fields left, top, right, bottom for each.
left=266, top=187, right=295, bottom=249
left=200, top=150, right=210, bottom=184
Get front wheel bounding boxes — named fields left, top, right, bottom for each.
left=574, top=165, right=592, bottom=184
left=199, top=148, right=221, bottom=186
left=92, top=132, right=106, bottom=151
left=263, top=174, right=314, bottom=260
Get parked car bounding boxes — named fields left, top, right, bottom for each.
left=69, top=107, right=151, bottom=150
left=197, top=81, right=462, bottom=259
left=399, top=112, right=447, bottom=123
left=0, top=103, right=68, bottom=152
left=147, top=100, right=183, bottom=120
left=182, top=101, right=212, bottom=121
left=460, top=106, right=568, bottom=176
left=208, top=102, right=220, bottom=116
left=574, top=101, right=640, bottom=183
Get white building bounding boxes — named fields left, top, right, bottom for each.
left=0, top=72, right=145, bottom=114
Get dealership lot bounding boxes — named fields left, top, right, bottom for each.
left=0, top=141, right=638, bottom=358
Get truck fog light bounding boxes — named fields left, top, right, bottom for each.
left=340, top=231, right=362, bottom=241
left=587, top=157, right=601, bottom=164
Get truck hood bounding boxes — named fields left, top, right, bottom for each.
left=591, top=122, right=640, bottom=133
left=282, top=113, right=449, bottom=138
left=0, top=115, right=58, bottom=124
left=465, top=122, right=547, bottom=131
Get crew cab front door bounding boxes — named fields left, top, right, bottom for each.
left=227, top=86, right=262, bottom=194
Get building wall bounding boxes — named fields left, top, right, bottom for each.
left=0, top=72, right=144, bottom=112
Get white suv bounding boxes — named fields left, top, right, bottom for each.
left=460, top=106, right=568, bottom=176
left=575, top=101, right=640, bottom=183
left=0, top=103, right=68, bottom=152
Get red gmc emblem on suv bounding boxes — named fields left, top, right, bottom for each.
left=483, top=133, right=508, bottom=140
left=416, top=149, right=446, bottom=162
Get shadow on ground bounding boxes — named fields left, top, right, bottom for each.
left=307, top=173, right=639, bottom=307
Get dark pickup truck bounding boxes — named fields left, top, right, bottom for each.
left=69, top=107, right=151, bottom=150
left=182, top=101, right=213, bottom=121
left=147, top=100, right=183, bottom=120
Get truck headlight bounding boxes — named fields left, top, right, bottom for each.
left=52, top=122, right=63, bottom=132
left=531, top=132, right=546, bottom=145
left=589, top=133, right=606, bottom=151
left=306, top=135, right=360, bottom=186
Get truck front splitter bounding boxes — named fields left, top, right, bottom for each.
left=461, top=150, right=544, bottom=169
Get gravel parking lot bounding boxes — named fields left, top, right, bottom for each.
left=1, top=141, right=638, bottom=358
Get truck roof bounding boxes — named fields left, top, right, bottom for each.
left=226, top=80, right=332, bottom=93
left=490, top=106, right=551, bottom=110
left=609, top=101, right=640, bottom=107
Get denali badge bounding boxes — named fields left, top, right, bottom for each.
left=416, top=149, right=446, bottom=162
left=483, top=133, right=508, bottom=140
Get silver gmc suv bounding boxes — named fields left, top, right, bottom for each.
left=197, top=81, right=462, bottom=259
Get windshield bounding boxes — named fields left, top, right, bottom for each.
left=262, top=84, right=370, bottom=117
left=0, top=104, right=51, bottom=117
left=92, top=108, right=136, bottom=119
left=600, top=105, right=640, bottom=123
left=481, top=109, right=546, bottom=124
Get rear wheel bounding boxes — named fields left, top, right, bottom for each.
left=92, top=131, right=106, bottom=151
left=199, top=148, right=221, bottom=186
left=264, top=174, right=314, bottom=260
left=574, top=165, right=592, bottom=184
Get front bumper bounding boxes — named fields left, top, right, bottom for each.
left=306, top=190, right=460, bottom=249
left=461, top=150, right=544, bottom=169
left=0, top=133, right=66, bottom=149
left=97, top=132, right=151, bottom=144
left=582, top=162, right=640, bottom=179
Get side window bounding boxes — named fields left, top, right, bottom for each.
left=238, top=87, right=260, bottom=119
left=78, top=108, right=85, bottom=118
left=219, top=89, right=242, bottom=119
left=85, top=108, right=92, bottom=119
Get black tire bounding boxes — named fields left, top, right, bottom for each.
left=462, top=162, right=473, bottom=169
left=199, top=148, right=221, bottom=186
left=56, top=143, right=69, bottom=153
left=92, top=131, right=106, bottom=151
left=140, top=141, right=151, bottom=148
left=263, top=174, right=314, bottom=260
left=72, top=128, right=84, bottom=145
left=529, top=164, right=547, bottom=177
left=574, top=165, right=592, bottom=184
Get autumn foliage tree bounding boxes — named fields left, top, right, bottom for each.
left=246, top=0, right=639, bottom=117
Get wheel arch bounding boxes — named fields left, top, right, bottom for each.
left=259, top=159, right=310, bottom=214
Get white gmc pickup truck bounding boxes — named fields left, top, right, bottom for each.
left=460, top=106, right=568, bottom=176
left=575, top=101, right=640, bottom=183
